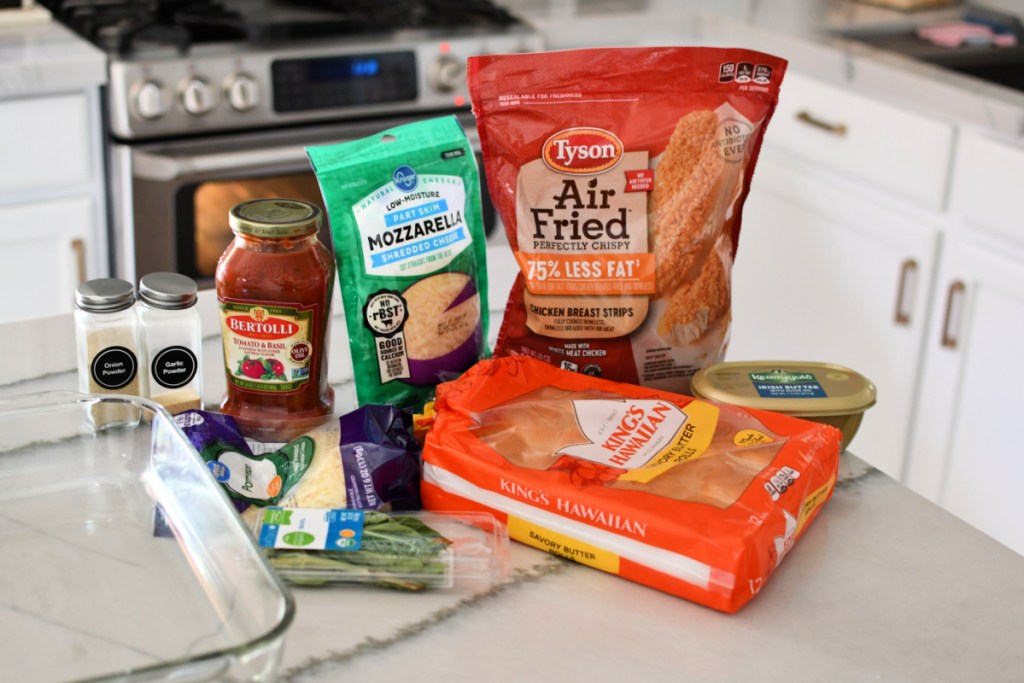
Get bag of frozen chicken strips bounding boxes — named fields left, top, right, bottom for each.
left=469, top=47, right=786, bottom=392
left=420, top=356, right=841, bottom=613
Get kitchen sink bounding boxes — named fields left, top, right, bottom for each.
left=832, top=6, right=1024, bottom=94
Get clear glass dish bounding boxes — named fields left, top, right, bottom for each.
left=0, top=391, right=295, bottom=683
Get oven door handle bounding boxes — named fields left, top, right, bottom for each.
left=132, top=145, right=314, bottom=181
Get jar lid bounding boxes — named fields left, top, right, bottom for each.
left=229, top=198, right=322, bottom=239
left=75, top=278, right=135, bottom=313
left=691, top=361, right=877, bottom=418
left=139, top=272, right=198, bottom=309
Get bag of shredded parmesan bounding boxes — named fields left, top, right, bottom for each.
left=420, top=355, right=841, bottom=613
left=308, top=115, right=489, bottom=410
left=468, top=47, right=785, bottom=394
left=175, top=405, right=423, bottom=526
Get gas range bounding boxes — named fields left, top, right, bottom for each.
left=42, top=0, right=543, bottom=141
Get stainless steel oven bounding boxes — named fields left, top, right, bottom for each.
left=109, top=111, right=494, bottom=286
left=42, top=0, right=542, bottom=286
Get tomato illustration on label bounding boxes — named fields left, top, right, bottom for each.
left=235, top=355, right=288, bottom=381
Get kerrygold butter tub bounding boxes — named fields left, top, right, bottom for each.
left=691, top=361, right=877, bottom=451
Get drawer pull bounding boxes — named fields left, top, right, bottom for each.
left=940, top=280, right=966, bottom=349
left=796, top=110, right=848, bottom=136
left=894, top=258, right=918, bottom=326
left=71, top=238, right=86, bottom=286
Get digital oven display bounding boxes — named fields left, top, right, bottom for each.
left=272, top=51, right=418, bottom=113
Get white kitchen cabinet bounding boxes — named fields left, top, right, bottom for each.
left=905, top=236, right=1024, bottom=555
left=0, top=21, right=108, bottom=324
left=729, top=152, right=939, bottom=480
left=904, top=129, right=1024, bottom=556
left=0, top=91, right=108, bottom=323
left=0, top=197, right=95, bottom=322
left=765, top=71, right=952, bottom=212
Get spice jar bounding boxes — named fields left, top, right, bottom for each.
left=216, top=198, right=336, bottom=441
left=75, top=278, right=146, bottom=425
left=138, top=272, right=203, bottom=414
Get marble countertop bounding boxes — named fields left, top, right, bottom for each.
left=2, top=298, right=1023, bottom=682
left=0, top=13, right=106, bottom=98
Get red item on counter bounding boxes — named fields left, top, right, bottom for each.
left=420, top=356, right=841, bottom=613
left=468, top=47, right=787, bottom=395
left=216, top=198, right=335, bottom=441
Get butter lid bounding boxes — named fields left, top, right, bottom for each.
left=691, top=361, right=877, bottom=418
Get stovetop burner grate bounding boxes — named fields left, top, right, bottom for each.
left=40, top=0, right=520, bottom=56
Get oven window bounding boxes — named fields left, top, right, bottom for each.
left=179, top=156, right=496, bottom=284
left=184, top=172, right=327, bottom=280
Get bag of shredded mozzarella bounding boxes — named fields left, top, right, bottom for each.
left=420, top=355, right=840, bottom=613
left=308, top=115, right=489, bottom=411
left=468, top=47, right=786, bottom=394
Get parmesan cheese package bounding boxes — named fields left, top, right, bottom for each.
left=420, top=356, right=841, bottom=613
left=308, top=116, right=489, bottom=410
left=469, top=47, right=786, bottom=394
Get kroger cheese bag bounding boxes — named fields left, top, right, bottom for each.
left=468, top=47, right=786, bottom=393
left=308, top=116, right=489, bottom=410
left=420, top=356, right=840, bottom=613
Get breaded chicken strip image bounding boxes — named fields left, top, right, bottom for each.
left=650, top=110, right=726, bottom=294
left=657, top=244, right=730, bottom=345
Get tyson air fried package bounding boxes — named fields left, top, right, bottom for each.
left=308, top=116, right=489, bottom=411
left=469, top=47, right=786, bottom=393
left=420, top=356, right=841, bottom=613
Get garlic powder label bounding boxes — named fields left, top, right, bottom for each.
left=353, top=171, right=471, bottom=278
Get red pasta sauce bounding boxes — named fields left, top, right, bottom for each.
left=215, top=198, right=335, bottom=440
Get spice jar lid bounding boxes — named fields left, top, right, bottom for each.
left=139, top=272, right=198, bottom=310
left=75, top=278, right=135, bottom=313
left=229, top=198, right=322, bottom=239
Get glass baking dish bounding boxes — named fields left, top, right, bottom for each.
left=0, top=391, right=295, bottom=683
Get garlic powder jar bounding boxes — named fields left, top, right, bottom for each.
left=137, top=272, right=203, bottom=414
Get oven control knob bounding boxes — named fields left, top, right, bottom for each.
left=225, top=73, right=260, bottom=112
left=429, top=54, right=465, bottom=94
left=133, top=80, right=169, bottom=120
left=180, top=77, right=217, bottom=116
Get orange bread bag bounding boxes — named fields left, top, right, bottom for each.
left=421, top=356, right=841, bottom=613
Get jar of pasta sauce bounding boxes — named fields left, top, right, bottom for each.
left=216, top=198, right=335, bottom=441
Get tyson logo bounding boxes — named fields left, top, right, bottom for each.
left=542, top=128, right=623, bottom=174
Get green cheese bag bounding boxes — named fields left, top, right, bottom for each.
left=308, top=116, right=489, bottom=410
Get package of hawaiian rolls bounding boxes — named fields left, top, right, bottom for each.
left=420, top=356, right=840, bottom=613
left=469, top=47, right=786, bottom=393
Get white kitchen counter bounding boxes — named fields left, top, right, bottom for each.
left=1, top=301, right=1022, bottom=682
left=0, top=14, right=105, bottom=97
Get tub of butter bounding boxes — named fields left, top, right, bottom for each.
left=691, top=361, right=877, bottom=451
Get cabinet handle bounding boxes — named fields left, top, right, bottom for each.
left=893, top=258, right=917, bottom=326
left=940, top=280, right=966, bottom=349
left=71, top=239, right=87, bottom=286
left=796, top=110, right=848, bottom=136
